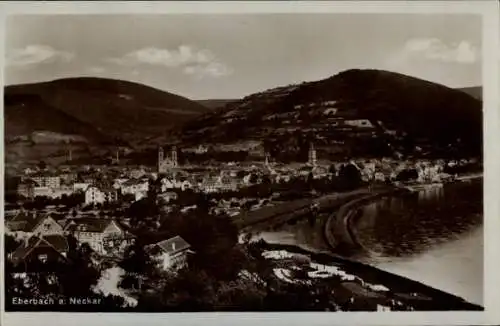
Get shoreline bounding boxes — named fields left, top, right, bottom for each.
left=323, top=188, right=401, bottom=253
left=318, top=175, right=483, bottom=305
left=323, top=172, right=483, bottom=253
left=254, top=241, right=483, bottom=311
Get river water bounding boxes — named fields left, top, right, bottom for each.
left=250, top=179, right=483, bottom=306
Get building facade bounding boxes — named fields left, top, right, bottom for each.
left=66, top=219, right=128, bottom=256
left=85, top=186, right=118, bottom=205
left=158, top=146, right=179, bottom=173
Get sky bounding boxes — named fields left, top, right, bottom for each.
left=4, top=14, right=482, bottom=100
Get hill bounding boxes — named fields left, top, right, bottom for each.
left=457, top=86, right=482, bottom=100
left=5, top=93, right=109, bottom=144
left=196, top=99, right=238, bottom=110
left=5, top=77, right=209, bottom=144
left=175, top=69, right=482, bottom=161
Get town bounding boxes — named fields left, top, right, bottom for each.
left=4, top=139, right=481, bottom=311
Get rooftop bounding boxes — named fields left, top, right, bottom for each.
left=154, top=235, right=191, bottom=255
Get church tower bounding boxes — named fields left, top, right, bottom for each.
left=308, top=142, right=317, bottom=167
left=171, top=146, right=178, bottom=167
left=158, top=146, right=164, bottom=172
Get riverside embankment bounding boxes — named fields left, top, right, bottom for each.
left=235, top=186, right=393, bottom=232
left=246, top=177, right=483, bottom=309
left=324, top=173, right=483, bottom=254
left=323, top=188, right=403, bottom=253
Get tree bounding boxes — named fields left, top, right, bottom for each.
left=37, top=160, right=47, bottom=170
left=396, top=168, right=419, bottom=182
left=58, top=240, right=101, bottom=297
left=119, top=240, right=156, bottom=290
left=338, top=164, right=362, bottom=190
left=4, top=234, right=22, bottom=255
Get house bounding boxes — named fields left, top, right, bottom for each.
left=6, top=212, right=64, bottom=239
left=160, top=177, right=192, bottom=192
left=157, top=191, right=178, bottom=203
left=344, top=119, right=375, bottom=129
left=65, top=218, right=131, bottom=256
left=85, top=186, right=118, bottom=205
left=374, top=172, right=386, bottom=182
left=120, top=179, right=149, bottom=201
left=33, top=186, right=52, bottom=198
left=112, top=178, right=128, bottom=189
left=73, top=182, right=91, bottom=192
left=160, top=178, right=176, bottom=192
left=121, top=179, right=149, bottom=195
left=59, top=173, right=77, bottom=185
left=146, top=236, right=192, bottom=271
left=30, top=172, right=61, bottom=189
left=9, top=235, right=70, bottom=269
left=200, top=177, right=219, bottom=193
left=323, top=108, right=338, bottom=116
left=50, top=186, right=75, bottom=199
left=177, top=179, right=193, bottom=192
left=129, top=168, right=147, bottom=179
left=16, top=179, right=37, bottom=199
left=24, top=167, right=36, bottom=175
left=217, top=174, right=238, bottom=192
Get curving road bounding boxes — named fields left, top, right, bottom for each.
left=323, top=190, right=397, bottom=253
left=235, top=184, right=400, bottom=234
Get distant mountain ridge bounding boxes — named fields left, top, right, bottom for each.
left=196, top=99, right=238, bottom=110
left=456, top=86, right=482, bottom=100
left=5, top=77, right=209, bottom=144
left=4, top=77, right=210, bottom=163
left=177, top=69, right=482, bottom=160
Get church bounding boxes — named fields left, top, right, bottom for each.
left=158, top=146, right=179, bottom=173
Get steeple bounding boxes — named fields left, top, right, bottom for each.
left=171, top=146, right=178, bottom=167
left=308, top=142, right=317, bottom=167
left=158, top=146, right=164, bottom=172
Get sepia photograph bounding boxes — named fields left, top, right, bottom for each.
left=1, top=1, right=499, bottom=325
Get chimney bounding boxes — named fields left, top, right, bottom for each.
left=171, top=242, right=176, bottom=251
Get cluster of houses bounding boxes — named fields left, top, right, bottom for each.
left=14, top=153, right=471, bottom=209
left=5, top=210, right=192, bottom=272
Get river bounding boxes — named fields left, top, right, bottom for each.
left=249, top=179, right=483, bottom=306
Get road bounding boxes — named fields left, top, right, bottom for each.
left=235, top=185, right=394, bottom=231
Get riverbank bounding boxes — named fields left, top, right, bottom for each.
left=322, top=176, right=483, bottom=305
left=250, top=241, right=483, bottom=311
left=324, top=172, right=483, bottom=253
left=323, top=188, right=404, bottom=253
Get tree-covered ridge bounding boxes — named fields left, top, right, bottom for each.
left=177, top=69, right=482, bottom=160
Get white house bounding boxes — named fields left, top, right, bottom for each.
left=50, top=186, right=74, bottom=199
left=323, top=108, right=338, bottom=115
left=160, top=177, right=193, bottom=192
left=30, top=173, right=61, bottom=189
left=344, top=119, right=374, bottom=129
left=120, top=179, right=149, bottom=197
left=33, top=186, right=52, bottom=198
left=374, top=172, right=386, bottom=182
left=74, top=182, right=91, bottom=192
left=112, top=178, right=129, bottom=189
left=65, top=219, right=131, bottom=256
left=85, top=186, right=118, bottom=205
left=146, top=236, right=192, bottom=271
left=157, top=191, right=178, bottom=204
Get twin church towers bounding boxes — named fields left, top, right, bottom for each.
left=158, top=146, right=178, bottom=173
